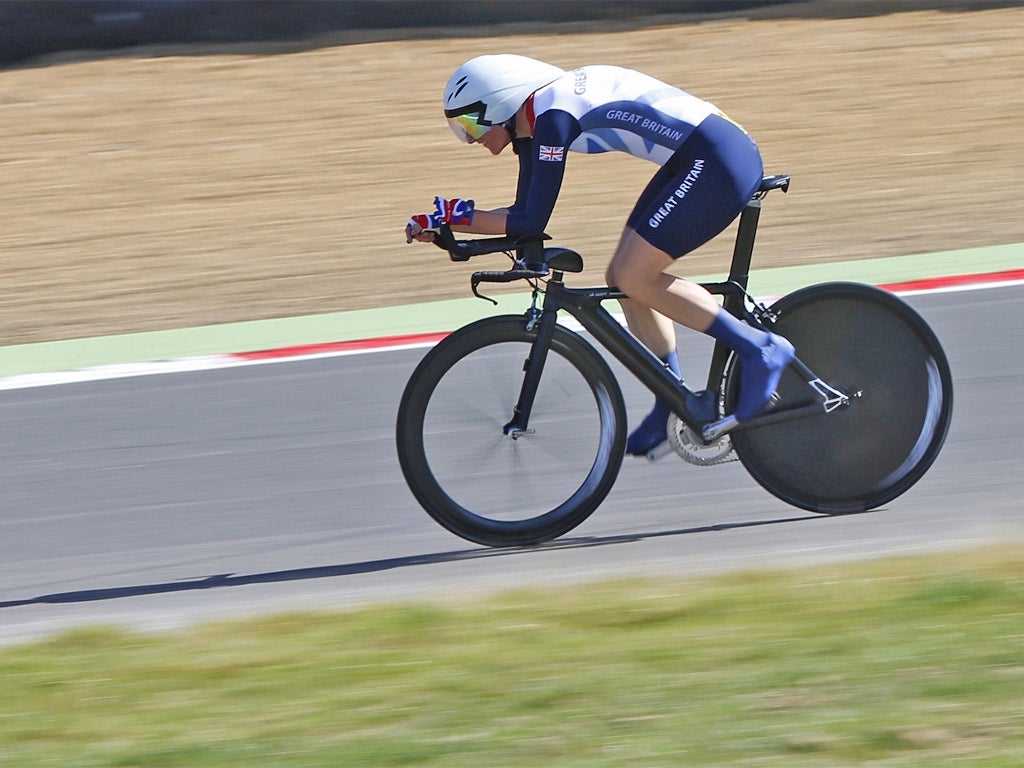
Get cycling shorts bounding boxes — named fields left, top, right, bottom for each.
left=627, top=113, right=764, bottom=259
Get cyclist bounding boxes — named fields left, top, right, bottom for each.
left=405, top=54, right=794, bottom=456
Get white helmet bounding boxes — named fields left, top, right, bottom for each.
left=443, top=54, right=565, bottom=142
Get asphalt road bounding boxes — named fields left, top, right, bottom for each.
left=2, top=285, right=1022, bottom=645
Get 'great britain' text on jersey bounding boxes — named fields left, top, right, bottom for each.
left=504, top=65, right=724, bottom=238
left=605, top=109, right=685, bottom=142
left=532, top=65, right=717, bottom=164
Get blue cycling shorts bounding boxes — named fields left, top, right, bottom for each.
left=627, top=113, right=764, bottom=259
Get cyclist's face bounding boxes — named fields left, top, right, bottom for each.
left=472, top=124, right=512, bottom=155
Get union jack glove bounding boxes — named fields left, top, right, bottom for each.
left=408, top=196, right=475, bottom=234
left=434, top=196, right=475, bottom=226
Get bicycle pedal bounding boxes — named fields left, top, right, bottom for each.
left=645, top=440, right=674, bottom=462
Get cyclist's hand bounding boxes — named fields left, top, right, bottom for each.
left=406, top=213, right=440, bottom=243
left=406, top=196, right=475, bottom=244
left=434, top=196, right=475, bottom=226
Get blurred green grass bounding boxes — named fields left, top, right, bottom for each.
left=2, top=548, right=1023, bottom=767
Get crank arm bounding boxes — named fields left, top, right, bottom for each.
left=702, top=399, right=844, bottom=442
left=702, top=372, right=856, bottom=442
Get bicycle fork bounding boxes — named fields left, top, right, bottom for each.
left=502, top=305, right=558, bottom=439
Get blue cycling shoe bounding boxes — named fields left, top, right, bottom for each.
left=685, top=388, right=719, bottom=425
left=734, top=334, right=795, bottom=422
left=626, top=389, right=719, bottom=457
left=626, top=408, right=670, bottom=456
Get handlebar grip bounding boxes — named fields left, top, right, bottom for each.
left=472, top=270, right=545, bottom=284
left=469, top=268, right=547, bottom=304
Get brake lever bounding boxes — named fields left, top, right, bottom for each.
left=471, top=270, right=546, bottom=305
left=471, top=278, right=498, bottom=305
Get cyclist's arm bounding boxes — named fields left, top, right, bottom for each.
left=505, top=109, right=578, bottom=238
left=406, top=203, right=508, bottom=242
left=450, top=136, right=535, bottom=236
left=450, top=209, right=507, bottom=235
left=451, top=111, right=578, bottom=238
left=409, top=113, right=577, bottom=241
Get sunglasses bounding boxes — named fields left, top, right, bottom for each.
left=447, top=110, right=492, bottom=142
left=444, top=99, right=501, bottom=143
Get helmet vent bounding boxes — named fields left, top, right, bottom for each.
left=443, top=56, right=565, bottom=129
left=449, top=77, right=469, bottom=103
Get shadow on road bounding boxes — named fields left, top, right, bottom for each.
left=1, top=512, right=834, bottom=608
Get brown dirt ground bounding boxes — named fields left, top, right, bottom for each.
left=1, top=7, right=1022, bottom=346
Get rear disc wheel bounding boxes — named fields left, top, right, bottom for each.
left=725, top=282, right=953, bottom=513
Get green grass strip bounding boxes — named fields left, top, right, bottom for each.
left=2, top=241, right=1021, bottom=378
left=2, top=547, right=1023, bottom=767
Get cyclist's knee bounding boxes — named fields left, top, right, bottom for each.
left=610, top=258, right=664, bottom=303
left=613, top=269, right=650, bottom=301
left=611, top=229, right=672, bottom=285
left=607, top=259, right=654, bottom=299
left=604, top=262, right=616, bottom=288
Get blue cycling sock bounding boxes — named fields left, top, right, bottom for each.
left=662, top=350, right=682, bottom=381
left=705, top=308, right=768, bottom=355
left=705, top=309, right=794, bottom=422
left=644, top=350, right=682, bottom=423
left=626, top=351, right=681, bottom=455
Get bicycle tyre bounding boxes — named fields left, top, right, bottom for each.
left=724, top=282, right=953, bottom=513
left=396, top=315, right=627, bottom=547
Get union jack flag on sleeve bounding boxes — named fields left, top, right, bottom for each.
left=538, top=145, right=565, bottom=162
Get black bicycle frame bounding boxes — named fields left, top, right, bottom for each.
left=503, top=195, right=842, bottom=442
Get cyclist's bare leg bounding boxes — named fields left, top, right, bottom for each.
left=608, top=228, right=794, bottom=447
left=606, top=229, right=720, bottom=334
left=616, top=300, right=675, bottom=358
left=606, top=230, right=712, bottom=454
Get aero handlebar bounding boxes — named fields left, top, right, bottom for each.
left=431, top=225, right=549, bottom=262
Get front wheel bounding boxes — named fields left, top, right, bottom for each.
left=397, top=315, right=627, bottom=547
left=724, top=282, right=953, bottom=513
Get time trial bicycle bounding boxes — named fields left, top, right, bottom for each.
left=396, top=174, right=953, bottom=547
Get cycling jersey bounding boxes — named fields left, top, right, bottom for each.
left=505, top=65, right=763, bottom=257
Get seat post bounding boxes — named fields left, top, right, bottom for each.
left=702, top=197, right=763, bottom=395
left=726, top=197, right=762, bottom=292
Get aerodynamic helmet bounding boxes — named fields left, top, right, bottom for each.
left=443, top=54, right=565, bottom=142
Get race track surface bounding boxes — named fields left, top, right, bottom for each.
left=1, top=286, right=1021, bottom=645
